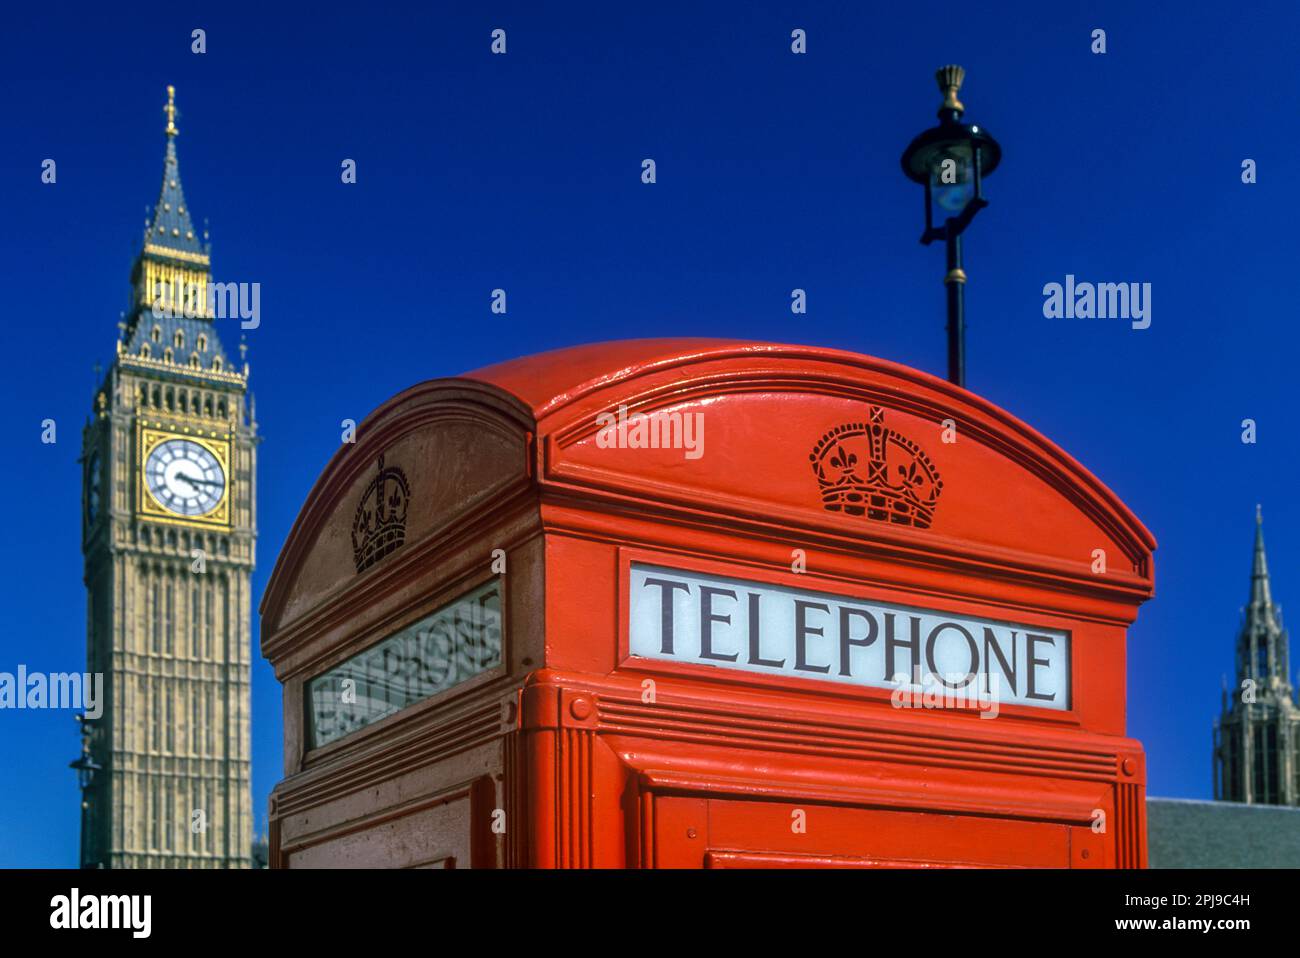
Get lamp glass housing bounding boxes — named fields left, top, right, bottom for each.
left=929, top=143, right=975, bottom=227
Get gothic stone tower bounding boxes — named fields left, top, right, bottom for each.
left=1213, top=508, right=1300, bottom=805
left=80, top=87, right=255, bottom=867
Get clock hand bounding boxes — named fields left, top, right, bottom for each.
left=176, top=473, right=222, bottom=489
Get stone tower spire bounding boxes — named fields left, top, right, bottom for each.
left=124, top=85, right=218, bottom=332
left=1249, top=505, right=1274, bottom=613
left=144, top=86, right=205, bottom=259
left=1214, top=507, right=1300, bottom=805
left=1238, top=506, right=1290, bottom=694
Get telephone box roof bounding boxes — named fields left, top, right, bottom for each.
left=463, top=337, right=1152, bottom=545
left=262, top=338, right=1155, bottom=637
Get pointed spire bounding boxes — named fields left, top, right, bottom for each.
left=1251, top=504, right=1273, bottom=610
left=145, top=85, right=205, bottom=256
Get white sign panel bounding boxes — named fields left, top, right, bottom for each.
left=628, top=564, right=1070, bottom=710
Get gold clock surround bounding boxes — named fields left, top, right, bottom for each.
left=137, top=421, right=233, bottom=529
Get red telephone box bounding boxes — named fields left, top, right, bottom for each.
left=260, top=339, right=1154, bottom=868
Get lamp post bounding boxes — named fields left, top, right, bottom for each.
left=69, top=714, right=102, bottom=868
left=901, top=65, right=1002, bottom=388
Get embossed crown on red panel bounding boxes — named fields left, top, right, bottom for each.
left=809, top=406, right=943, bottom=529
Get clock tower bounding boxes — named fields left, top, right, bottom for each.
left=79, top=86, right=256, bottom=867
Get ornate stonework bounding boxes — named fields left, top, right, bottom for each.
left=79, top=87, right=255, bottom=868
left=1213, top=508, right=1300, bottom=806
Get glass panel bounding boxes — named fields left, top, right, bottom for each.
left=929, top=143, right=974, bottom=224
left=306, top=579, right=503, bottom=748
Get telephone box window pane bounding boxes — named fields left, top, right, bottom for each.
left=306, top=580, right=503, bottom=748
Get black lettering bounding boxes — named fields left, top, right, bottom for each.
left=1025, top=633, right=1056, bottom=702
left=982, top=627, right=1017, bottom=697
left=925, top=622, right=978, bottom=689
left=884, top=613, right=922, bottom=682
left=643, top=577, right=690, bottom=655
left=838, top=607, right=878, bottom=677
left=699, top=586, right=739, bottom=662
left=747, top=592, right=785, bottom=668
left=793, top=600, right=831, bottom=673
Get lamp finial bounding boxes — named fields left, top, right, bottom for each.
left=935, top=65, right=965, bottom=114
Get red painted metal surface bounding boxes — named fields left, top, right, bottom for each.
left=260, top=339, right=1154, bottom=868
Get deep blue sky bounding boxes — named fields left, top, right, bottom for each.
left=2, top=0, right=1297, bottom=865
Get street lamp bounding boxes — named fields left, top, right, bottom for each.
left=69, top=714, right=102, bottom=868
left=901, top=65, right=1002, bottom=388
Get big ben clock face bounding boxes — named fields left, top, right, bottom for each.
left=146, top=438, right=226, bottom=516
left=138, top=426, right=232, bottom=527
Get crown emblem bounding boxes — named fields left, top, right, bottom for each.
left=351, top=454, right=411, bottom=573
left=809, top=407, right=943, bottom=529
